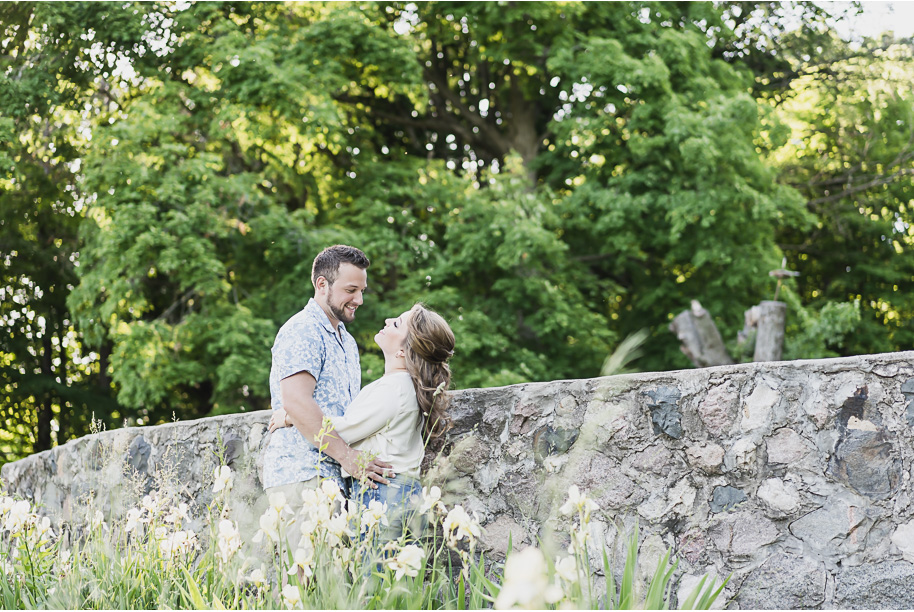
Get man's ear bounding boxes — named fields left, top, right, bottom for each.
left=314, top=275, right=329, bottom=293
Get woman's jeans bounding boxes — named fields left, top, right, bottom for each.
left=348, top=474, right=426, bottom=544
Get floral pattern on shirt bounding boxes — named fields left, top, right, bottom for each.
left=262, top=298, right=361, bottom=489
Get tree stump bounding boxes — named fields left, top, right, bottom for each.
left=753, top=300, right=787, bottom=362
left=669, top=300, right=734, bottom=368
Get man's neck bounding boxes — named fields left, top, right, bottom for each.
left=315, top=298, right=341, bottom=331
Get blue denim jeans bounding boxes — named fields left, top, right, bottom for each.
left=348, top=474, right=426, bottom=544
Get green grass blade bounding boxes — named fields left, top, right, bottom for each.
left=643, top=549, right=672, bottom=610
left=457, top=571, right=466, bottom=610
left=179, top=566, right=207, bottom=609
left=618, top=528, right=638, bottom=610
left=679, top=574, right=708, bottom=610
left=603, top=546, right=617, bottom=610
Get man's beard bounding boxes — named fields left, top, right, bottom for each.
left=329, top=301, right=354, bottom=323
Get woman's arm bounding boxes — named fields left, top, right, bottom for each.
left=329, top=382, right=400, bottom=446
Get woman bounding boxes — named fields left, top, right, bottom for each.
left=268, top=303, right=455, bottom=540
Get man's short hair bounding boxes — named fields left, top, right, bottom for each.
left=311, top=245, right=370, bottom=286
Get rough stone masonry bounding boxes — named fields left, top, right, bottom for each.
left=4, top=351, right=914, bottom=609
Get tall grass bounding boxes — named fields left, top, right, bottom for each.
left=1, top=468, right=726, bottom=610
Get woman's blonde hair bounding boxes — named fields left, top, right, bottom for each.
left=403, top=304, right=455, bottom=443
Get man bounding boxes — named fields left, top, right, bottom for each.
left=262, top=245, right=391, bottom=519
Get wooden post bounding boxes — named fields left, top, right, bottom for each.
left=753, top=300, right=787, bottom=362
left=669, top=300, right=734, bottom=368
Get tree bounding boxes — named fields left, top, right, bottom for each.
left=0, top=2, right=141, bottom=459
left=3, top=1, right=909, bottom=467
left=768, top=37, right=914, bottom=354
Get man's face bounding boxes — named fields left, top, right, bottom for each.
left=317, top=262, right=368, bottom=326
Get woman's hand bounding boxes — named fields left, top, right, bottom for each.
left=341, top=451, right=394, bottom=489
left=268, top=408, right=291, bottom=433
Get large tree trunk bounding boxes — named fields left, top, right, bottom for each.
left=669, top=300, right=735, bottom=367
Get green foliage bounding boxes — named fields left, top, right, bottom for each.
left=767, top=38, right=914, bottom=355
left=2, top=1, right=912, bottom=462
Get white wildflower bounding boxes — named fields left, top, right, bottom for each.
left=213, top=465, right=234, bottom=494
left=281, top=583, right=302, bottom=609
left=254, top=492, right=293, bottom=544
left=386, top=544, right=426, bottom=581
left=125, top=508, right=142, bottom=534
left=5, top=500, right=31, bottom=535
left=216, top=519, right=242, bottom=564
left=320, top=479, right=342, bottom=504
left=419, top=486, right=444, bottom=516
left=567, top=528, right=589, bottom=556
left=442, top=505, right=481, bottom=548
left=247, top=565, right=267, bottom=587
left=559, top=485, right=599, bottom=523
left=494, top=546, right=562, bottom=609
left=554, top=555, right=578, bottom=584
left=287, top=544, right=315, bottom=578
left=254, top=508, right=281, bottom=544
left=300, top=487, right=327, bottom=510
left=325, top=513, right=353, bottom=547
left=165, top=502, right=190, bottom=526
left=0, top=495, right=15, bottom=523
left=33, top=515, right=55, bottom=546
left=58, top=548, right=73, bottom=577
left=141, top=493, right=164, bottom=520
left=361, top=499, right=388, bottom=533
left=159, top=529, right=198, bottom=559
left=88, top=509, right=108, bottom=532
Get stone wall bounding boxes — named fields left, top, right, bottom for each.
left=4, top=351, right=914, bottom=608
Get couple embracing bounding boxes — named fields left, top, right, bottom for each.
left=261, top=244, right=455, bottom=550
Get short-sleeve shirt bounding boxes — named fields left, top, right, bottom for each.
left=261, top=298, right=361, bottom=489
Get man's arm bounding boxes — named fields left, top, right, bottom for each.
left=280, top=370, right=392, bottom=485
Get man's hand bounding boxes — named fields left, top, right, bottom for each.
left=341, top=452, right=394, bottom=489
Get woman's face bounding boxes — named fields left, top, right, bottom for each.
left=375, top=307, right=414, bottom=355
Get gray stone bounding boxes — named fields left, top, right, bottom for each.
left=738, top=553, right=827, bottom=609
left=644, top=386, right=683, bottom=439
left=686, top=443, right=724, bottom=474
left=766, top=428, right=813, bottom=465
left=698, top=383, right=738, bottom=436
left=741, top=382, right=779, bottom=432
left=757, top=478, right=801, bottom=515
left=480, top=515, right=529, bottom=558
left=828, top=428, right=901, bottom=500
left=834, top=560, right=914, bottom=609
left=532, top=425, right=578, bottom=463
left=627, top=443, right=675, bottom=476
left=709, top=511, right=779, bottom=557
left=449, top=434, right=490, bottom=475
left=900, top=378, right=914, bottom=396
left=222, top=434, right=244, bottom=468
left=710, top=485, right=747, bottom=513
left=725, top=437, right=758, bottom=473
left=578, top=453, right=644, bottom=509
left=126, top=435, right=152, bottom=476
left=789, top=493, right=869, bottom=556
left=677, top=527, right=707, bottom=564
